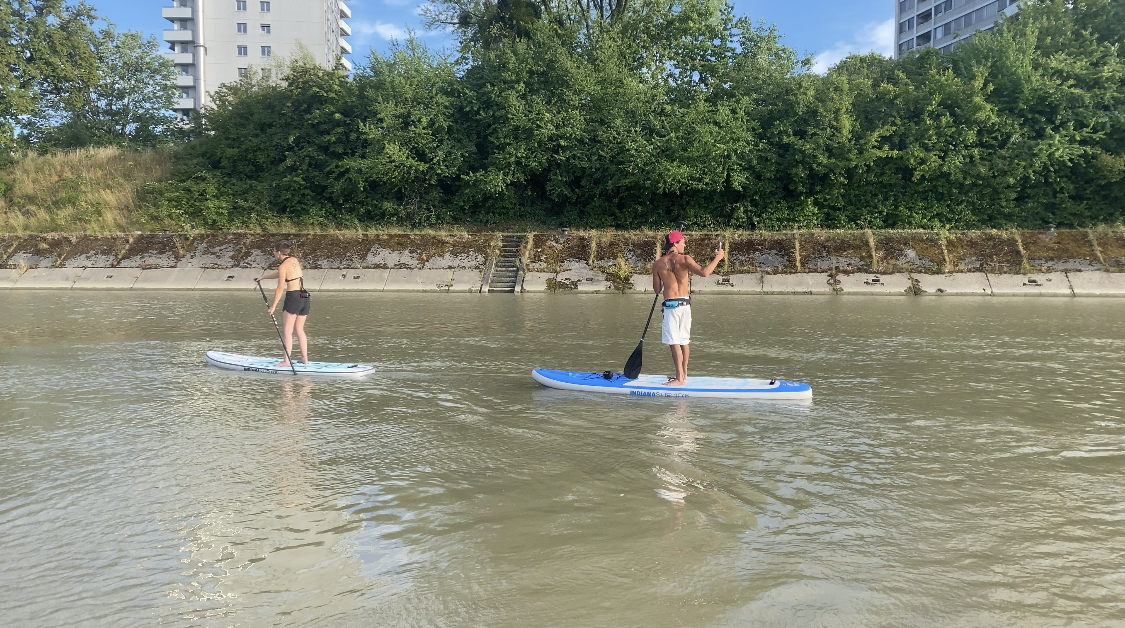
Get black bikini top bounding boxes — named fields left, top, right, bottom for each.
left=280, top=256, right=305, bottom=289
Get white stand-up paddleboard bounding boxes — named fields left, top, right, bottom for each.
left=532, top=369, right=812, bottom=399
left=205, top=351, right=375, bottom=376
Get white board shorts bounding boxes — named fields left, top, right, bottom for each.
left=662, top=305, right=691, bottom=345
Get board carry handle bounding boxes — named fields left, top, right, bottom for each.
left=255, top=279, right=298, bottom=375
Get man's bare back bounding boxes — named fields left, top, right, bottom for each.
left=652, top=246, right=724, bottom=297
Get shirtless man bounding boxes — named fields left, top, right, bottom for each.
left=255, top=242, right=310, bottom=367
left=651, top=231, right=725, bottom=386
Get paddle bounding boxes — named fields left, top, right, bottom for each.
left=622, top=292, right=661, bottom=380
left=255, top=279, right=298, bottom=375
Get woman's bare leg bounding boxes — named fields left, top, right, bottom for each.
left=276, top=311, right=297, bottom=366
left=294, top=314, right=309, bottom=364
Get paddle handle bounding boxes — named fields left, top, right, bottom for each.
left=638, top=292, right=660, bottom=342
left=256, top=279, right=297, bottom=375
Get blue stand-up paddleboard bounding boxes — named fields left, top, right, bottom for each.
left=206, top=351, right=375, bottom=377
left=532, top=369, right=812, bottom=399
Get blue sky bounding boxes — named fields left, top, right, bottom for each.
left=110, top=0, right=895, bottom=73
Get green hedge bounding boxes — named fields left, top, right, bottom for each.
left=154, top=0, right=1125, bottom=231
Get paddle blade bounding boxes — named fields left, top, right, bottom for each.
left=623, top=341, right=644, bottom=379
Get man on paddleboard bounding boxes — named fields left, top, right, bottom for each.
left=651, top=231, right=724, bottom=386
left=255, top=242, right=311, bottom=367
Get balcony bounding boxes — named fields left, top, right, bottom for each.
left=164, top=52, right=194, bottom=64
left=162, top=7, right=192, bottom=20
left=175, top=75, right=195, bottom=88
left=339, top=38, right=352, bottom=54
left=339, top=19, right=351, bottom=36
left=163, top=29, right=194, bottom=43
left=174, top=98, right=195, bottom=110
left=340, top=57, right=353, bottom=72
left=339, top=1, right=351, bottom=18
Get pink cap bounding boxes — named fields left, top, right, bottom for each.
left=667, top=230, right=684, bottom=244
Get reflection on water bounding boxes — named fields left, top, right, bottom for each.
left=1, top=292, right=1124, bottom=626
left=168, top=377, right=366, bottom=623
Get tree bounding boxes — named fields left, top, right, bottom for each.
left=157, top=0, right=1125, bottom=230
left=0, top=0, right=100, bottom=150
left=76, top=26, right=177, bottom=147
left=354, top=37, right=466, bottom=225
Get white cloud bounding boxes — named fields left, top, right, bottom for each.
left=811, top=19, right=895, bottom=74
left=351, top=19, right=409, bottom=40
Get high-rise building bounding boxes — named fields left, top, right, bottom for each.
left=895, top=0, right=1018, bottom=59
left=162, top=0, right=352, bottom=117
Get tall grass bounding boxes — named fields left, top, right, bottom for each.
left=0, top=147, right=172, bottom=234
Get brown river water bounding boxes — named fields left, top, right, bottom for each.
left=1, top=292, right=1123, bottom=627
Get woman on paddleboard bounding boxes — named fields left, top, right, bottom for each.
left=256, top=242, right=310, bottom=367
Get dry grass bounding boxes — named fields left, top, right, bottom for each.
left=0, top=147, right=172, bottom=234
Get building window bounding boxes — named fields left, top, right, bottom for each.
left=238, top=68, right=248, bottom=77
left=934, top=0, right=953, bottom=16
left=899, top=39, right=916, bottom=55
left=899, top=0, right=916, bottom=13
left=261, top=24, right=271, bottom=35
left=936, top=21, right=953, bottom=39
left=236, top=0, right=246, bottom=10
left=262, top=68, right=272, bottom=80
left=180, top=91, right=190, bottom=99
left=916, top=9, right=932, bottom=27
left=915, top=31, right=932, bottom=46
left=899, top=17, right=914, bottom=34
left=237, top=45, right=248, bottom=56
left=237, top=22, right=247, bottom=34
left=260, top=1, right=270, bottom=11
left=179, top=43, right=189, bottom=52
left=261, top=45, right=271, bottom=57
left=953, top=1, right=1001, bottom=31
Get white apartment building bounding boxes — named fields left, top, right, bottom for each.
left=162, top=0, right=353, bottom=116
left=895, top=0, right=1018, bottom=59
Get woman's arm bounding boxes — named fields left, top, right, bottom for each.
left=268, top=262, right=288, bottom=315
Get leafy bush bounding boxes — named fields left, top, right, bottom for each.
left=159, top=0, right=1124, bottom=230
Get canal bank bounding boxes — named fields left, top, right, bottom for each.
left=3, top=228, right=1125, bottom=295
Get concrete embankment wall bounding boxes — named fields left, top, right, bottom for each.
left=3, top=229, right=1125, bottom=296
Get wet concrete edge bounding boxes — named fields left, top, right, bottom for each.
left=6, top=230, right=1125, bottom=295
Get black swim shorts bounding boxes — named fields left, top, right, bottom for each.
left=282, top=289, right=311, bottom=316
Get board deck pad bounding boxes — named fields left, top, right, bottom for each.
left=532, top=368, right=812, bottom=399
left=206, top=351, right=374, bottom=376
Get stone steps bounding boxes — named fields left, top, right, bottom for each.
left=487, top=234, right=525, bottom=293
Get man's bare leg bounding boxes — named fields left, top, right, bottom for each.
left=664, top=345, right=686, bottom=385
left=294, top=314, right=309, bottom=364
left=276, top=312, right=296, bottom=366
left=681, top=344, right=690, bottom=381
